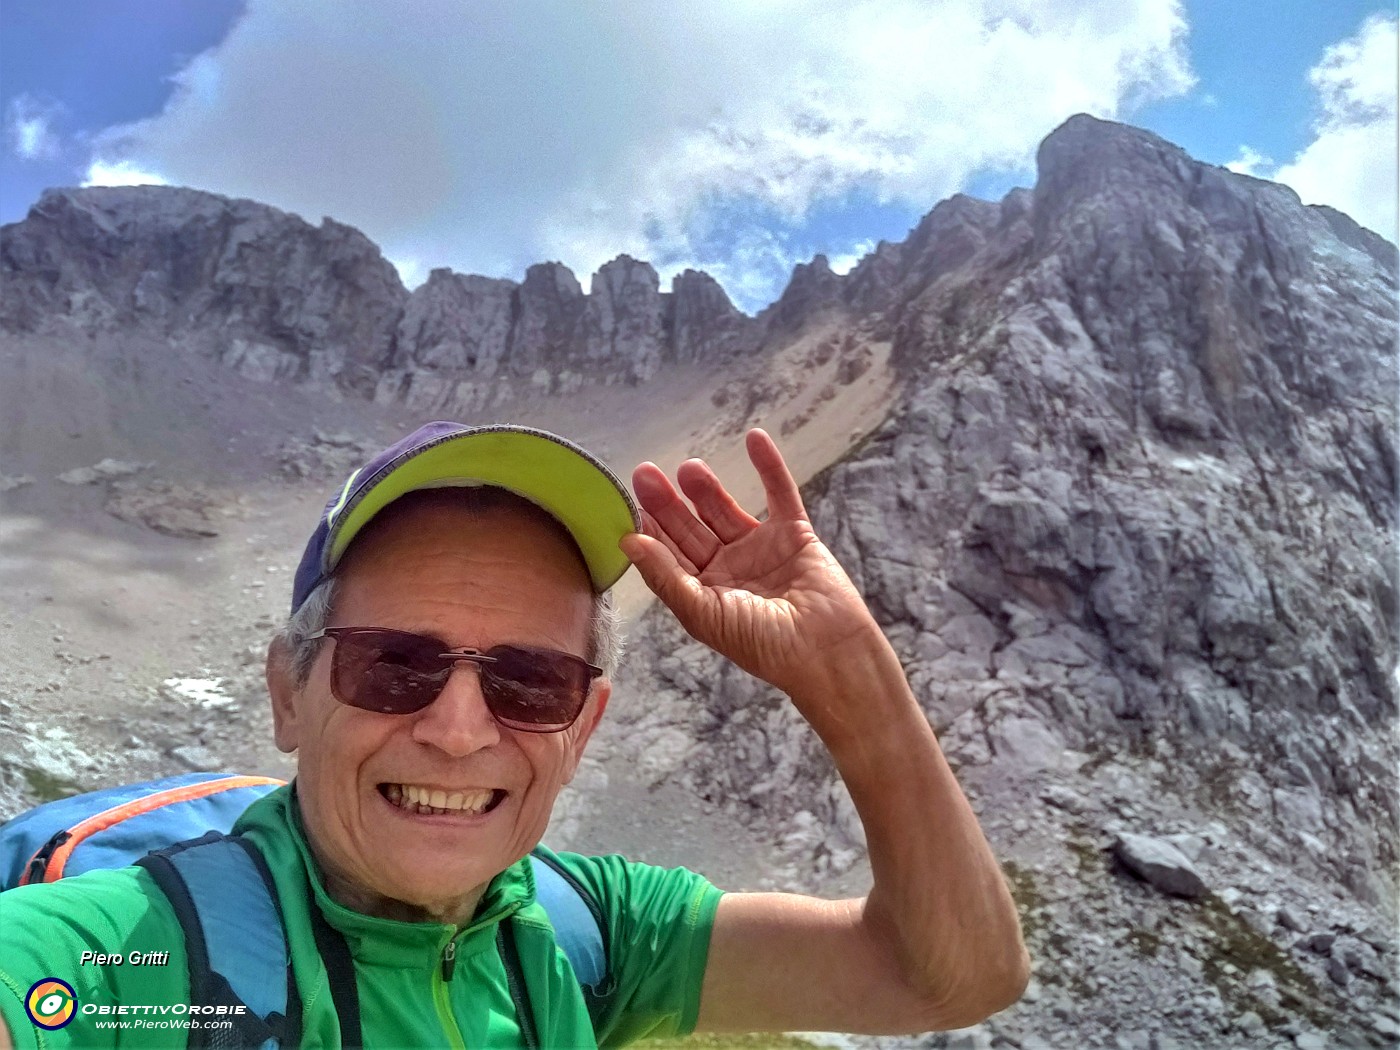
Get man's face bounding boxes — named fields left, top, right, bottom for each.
left=268, top=496, right=608, bottom=922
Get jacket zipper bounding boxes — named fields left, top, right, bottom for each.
left=433, top=933, right=468, bottom=1050
left=441, top=939, right=457, bottom=981
left=430, top=898, right=526, bottom=1049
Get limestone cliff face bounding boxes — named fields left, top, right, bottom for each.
left=762, top=253, right=844, bottom=334
left=612, top=115, right=1398, bottom=1045
left=393, top=270, right=516, bottom=376
left=0, top=187, right=408, bottom=394
left=1, top=193, right=755, bottom=403
left=582, top=256, right=665, bottom=378
left=668, top=269, right=748, bottom=363
left=508, top=261, right=588, bottom=377
left=385, top=256, right=756, bottom=402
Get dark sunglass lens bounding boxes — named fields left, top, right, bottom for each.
left=332, top=630, right=447, bottom=714
left=481, top=646, right=589, bottom=730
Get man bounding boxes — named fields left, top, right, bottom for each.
left=0, top=422, right=1027, bottom=1047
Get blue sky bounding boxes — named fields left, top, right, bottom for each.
left=3, top=1, right=1396, bottom=313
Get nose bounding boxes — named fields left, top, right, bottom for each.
left=409, top=661, right=502, bottom=757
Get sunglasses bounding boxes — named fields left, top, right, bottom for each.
left=307, top=626, right=602, bottom=733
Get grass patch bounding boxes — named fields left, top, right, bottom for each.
left=1066, top=838, right=1105, bottom=878
left=637, top=1035, right=819, bottom=1049
left=1196, top=895, right=1333, bottom=1031
left=1002, top=858, right=1092, bottom=999
left=20, top=765, right=84, bottom=802
left=1031, top=842, right=1113, bottom=1001
left=1072, top=746, right=1114, bottom=779
left=1124, top=928, right=1162, bottom=959
left=1003, top=860, right=1047, bottom=939
left=1195, top=757, right=1247, bottom=817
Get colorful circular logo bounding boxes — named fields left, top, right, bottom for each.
left=25, top=978, right=76, bottom=1030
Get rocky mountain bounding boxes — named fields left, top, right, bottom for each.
left=0, top=187, right=758, bottom=407
left=1, top=114, right=1396, bottom=1048
left=607, top=115, right=1399, bottom=1047
left=0, top=186, right=408, bottom=396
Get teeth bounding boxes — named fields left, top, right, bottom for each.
left=460, top=789, right=492, bottom=811
left=388, top=784, right=495, bottom=814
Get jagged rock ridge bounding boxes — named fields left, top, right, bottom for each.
left=0, top=186, right=408, bottom=396
left=0, top=189, right=757, bottom=405
left=609, top=115, right=1399, bottom=1047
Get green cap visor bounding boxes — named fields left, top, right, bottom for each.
left=320, top=426, right=640, bottom=594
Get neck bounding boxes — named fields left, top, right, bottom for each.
left=320, top=865, right=487, bottom=927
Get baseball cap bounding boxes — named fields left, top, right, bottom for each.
left=290, top=422, right=641, bottom=613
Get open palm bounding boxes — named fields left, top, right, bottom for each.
left=622, top=430, right=876, bottom=700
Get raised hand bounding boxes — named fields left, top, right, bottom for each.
left=621, top=429, right=880, bottom=704
left=623, top=432, right=1029, bottom=1034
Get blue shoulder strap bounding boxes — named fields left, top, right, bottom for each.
left=138, top=833, right=297, bottom=1050
left=138, top=838, right=606, bottom=1048
left=528, top=852, right=608, bottom=991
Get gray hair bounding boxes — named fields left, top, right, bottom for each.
left=277, top=576, right=624, bottom=687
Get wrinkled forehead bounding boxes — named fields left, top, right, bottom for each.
left=337, top=486, right=593, bottom=582
left=321, top=488, right=597, bottom=657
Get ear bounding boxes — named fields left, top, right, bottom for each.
left=561, top=678, right=611, bottom=785
left=266, top=636, right=303, bottom=754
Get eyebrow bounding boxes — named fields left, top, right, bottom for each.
left=340, top=623, right=587, bottom=658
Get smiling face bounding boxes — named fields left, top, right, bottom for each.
left=267, top=492, right=609, bottom=925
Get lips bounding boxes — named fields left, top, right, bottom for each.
left=380, top=782, right=507, bottom=816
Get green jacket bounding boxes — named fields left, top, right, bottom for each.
left=0, top=787, right=722, bottom=1049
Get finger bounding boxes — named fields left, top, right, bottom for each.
left=641, top=509, right=700, bottom=575
left=676, top=458, right=760, bottom=543
left=632, top=461, right=722, bottom=568
left=619, top=532, right=716, bottom=628
left=746, top=429, right=806, bottom=521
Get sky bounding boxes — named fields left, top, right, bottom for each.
left=3, top=1, right=1396, bottom=314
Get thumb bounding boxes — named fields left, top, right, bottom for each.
left=620, top=533, right=714, bottom=625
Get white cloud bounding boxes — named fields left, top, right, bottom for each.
left=828, top=240, right=877, bottom=275
left=6, top=94, right=62, bottom=160
left=386, top=255, right=431, bottom=291
left=688, top=227, right=814, bottom=313
left=83, top=160, right=170, bottom=188
left=1241, top=15, right=1398, bottom=244
left=82, top=0, right=1194, bottom=309
left=1225, top=145, right=1274, bottom=177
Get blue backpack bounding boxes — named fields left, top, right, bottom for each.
left=0, top=772, right=611, bottom=1049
